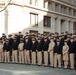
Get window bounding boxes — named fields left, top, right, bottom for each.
left=30, top=0, right=32, bottom=4
left=61, top=6, right=63, bottom=13
left=55, top=4, right=59, bottom=12
left=30, top=13, right=38, bottom=26
left=69, top=8, right=71, bottom=15
left=73, top=10, right=76, bottom=16
left=30, top=0, right=38, bottom=6
left=48, top=2, right=51, bottom=10
left=44, top=16, right=51, bottom=27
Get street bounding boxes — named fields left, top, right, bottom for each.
left=0, top=63, right=75, bottom=75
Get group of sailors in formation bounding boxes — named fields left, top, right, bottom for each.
left=0, top=31, right=76, bottom=70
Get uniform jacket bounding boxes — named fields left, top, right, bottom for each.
left=31, top=42, right=37, bottom=51
left=9, top=38, right=13, bottom=46
left=48, top=42, right=55, bottom=51
left=60, top=38, right=64, bottom=47
left=43, top=41, right=49, bottom=51
left=12, top=42, right=18, bottom=50
left=54, top=44, right=62, bottom=54
left=18, top=42, right=24, bottom=50
left=24, top=41, right=32, bottom=50
left=37, top=41, right=43, bottom=51
left=69, top=42, right=75, bottom=53
left=3, top=43, right=10, bottom=51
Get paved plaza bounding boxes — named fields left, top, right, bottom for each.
left=0, top=63, right=75, bottom=75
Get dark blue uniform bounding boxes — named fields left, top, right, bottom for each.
left=54, top=44, right=62, bottom=54
left=3, top=43, right=10, bottom=51
left=37, top=42, right=43, bottom=51
left=24, top=41, right=32, bottom=50
left=43, top=41, right=49, bottom=51
left=12, top=42, right=18, bottom=50
left=31, top=42, right=37, bottom=52
left=69, top=42, right=75, bottom=54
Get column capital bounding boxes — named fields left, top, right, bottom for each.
left=51, top=16, right=56, bottom=18
left=56, top=17, right=62, bottom=20
left=65, top=19, right=70, bottom=21
left=70, top=20, right=74, bottom=22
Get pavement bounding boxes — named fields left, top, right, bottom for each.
left=0, top=63, right=75, bottom=75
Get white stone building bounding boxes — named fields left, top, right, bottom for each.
left=0, top=0, right=76, bottom=36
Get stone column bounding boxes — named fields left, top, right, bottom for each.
left=4, top=0, right=8, bottom=37
left=55, top=18, right=61, bottom=34
left=58, top=4, right=61, bottom=12
left=51, top=17, right=55, bottom=33
left=71, top=9, right=73, bottom=16
left=66, top=7, right=69, bottom=15
left=61, top=6, right=64, bottom=13
left=38, top=13, right=43, bottom=34
left=32, top=0, right=35, bottom=5
left=69, top=21, right=74, bottom=33
left=65, top=20, right=69, bottom=32
left=44, top=1, right=48, bottom=9
left=51, top=2, right=55, bottom=11
left=38, top=0, right=44, bottom=8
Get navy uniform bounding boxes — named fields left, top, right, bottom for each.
left=43, top=37, right=49, bottom=66
left=8, top=34, right=13, bottom=61
left=60, top=35, right=65, bottom=47
left=69, top=38, right=75, bottom=69
left=67, top=37, right=71, bottom=46
left=8, top=35, right=13, bottom=46
left=18, top=39, right=24, bottom=64
left=24, top=38, right=32, bottom=64
left=31, top=38, right=37, bottom=65
left=54, top=40, right=62, bottom=68
left=12, top=38, right=18, bottom=63
left=37, top=38, right=43, bottom=65
left=3, top=39, right=10, bottom=63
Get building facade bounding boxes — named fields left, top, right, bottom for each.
left=0, top=0, right=76, bottom=36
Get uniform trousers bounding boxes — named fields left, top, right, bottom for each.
left=24, top=50, right=30, bottom=64
left=12, top=50, right=18, bottom=63
left=4, top=51, right=10, bottom=63
left=44, top=51, right=48, bottom=65
left=32, top=52, right=36, bottom=65
left=37, top=51, right=42, bottom=65
left=54, top=53, right=61, bottom=68
left=0, top=52, right=4, bottom=62
left=49, top=51, right=54, bottom=66
left=69, top=53, right=74, bottom=69
left=19, top=50, right=24, bottom=63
